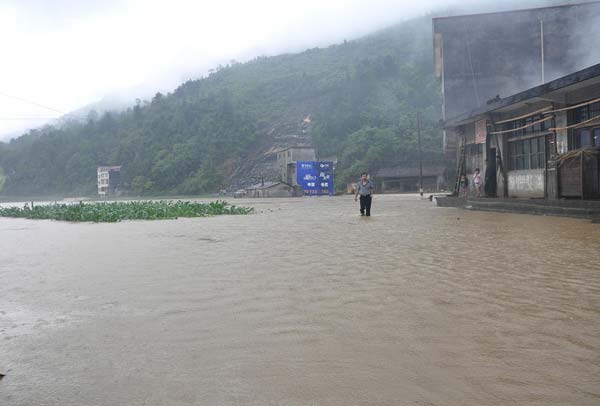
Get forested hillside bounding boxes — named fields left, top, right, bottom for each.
left=0, top=15, right=442, bottom=197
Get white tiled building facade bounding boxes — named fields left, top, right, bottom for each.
left=97, top=166, right=121, bottom=196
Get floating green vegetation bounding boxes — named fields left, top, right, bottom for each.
left=0, top=200, right=253, bottom=222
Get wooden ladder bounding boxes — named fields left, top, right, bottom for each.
left=453, top=139, right=466, bottom=196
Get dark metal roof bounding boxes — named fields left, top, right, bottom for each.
left=245, top=181, right=295, bottom=190
left=445, top=63, right=600, bottom=128
left=432, top=1, right=600, bottom=22
left=277, top=145, right=315, bottom=151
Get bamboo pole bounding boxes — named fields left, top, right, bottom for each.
left=489, top=116, right=553, bottom=135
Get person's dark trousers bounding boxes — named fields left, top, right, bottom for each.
left=359, top=194, right=372, bottom=216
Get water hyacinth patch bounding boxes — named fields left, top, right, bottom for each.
left=0, top=200, right=253, bottom=222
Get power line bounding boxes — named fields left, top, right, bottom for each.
left=0, top=91, right=65, bottom=114
left=0, top=117, right=59, bottom=120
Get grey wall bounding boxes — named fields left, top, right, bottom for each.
left=434, top=2, right=600, bottom=120
left=291, top=148, right=316, bottom=162
left=508, top=169, right=545, bottom=198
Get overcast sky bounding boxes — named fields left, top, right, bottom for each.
left=0, top=0, right=488, bottom=140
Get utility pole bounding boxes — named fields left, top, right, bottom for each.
left=540, top=19, right=545, bottom=84
left=417, top=111, right=423, bottom=198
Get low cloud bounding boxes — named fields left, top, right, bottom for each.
left=0, top=0, right=548, bottom=140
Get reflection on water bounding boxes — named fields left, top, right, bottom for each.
left=1, top=195, right=599, bottom=405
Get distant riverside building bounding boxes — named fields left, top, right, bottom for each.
left=243, top=181, right=303, bottom=198
left=375, top=163, right=447, bottom=193
left=97, top=166, right=122, bottom=196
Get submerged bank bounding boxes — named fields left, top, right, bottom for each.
left=434, top=195, right=600, bottom=222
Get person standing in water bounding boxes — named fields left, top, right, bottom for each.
left=354, top=172, right=375, bottom=216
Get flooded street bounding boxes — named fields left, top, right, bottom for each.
left=1, top=194, right=600, bottom=405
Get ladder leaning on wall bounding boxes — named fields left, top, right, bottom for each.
left=453, top=139, right=466, bottom=196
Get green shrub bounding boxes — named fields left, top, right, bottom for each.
left=0, top=200, right=253, bottom=222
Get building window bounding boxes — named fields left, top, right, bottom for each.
left=569, top=127, right=600, bottom=149
left=581, top=129, right=592, bottom=147
left=570, top=101, right=600, bottom=123
left=509, top=136, right=545, bottom=170
left=590, top=102, right=600, bottom=118
left=568, top=101, right=600, bottom=150
left=503, top=114, right=548, bottom=137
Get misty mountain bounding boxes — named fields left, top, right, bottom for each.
left=61, top=81, right=176, bottom=125
left=0, top=15, right=443, bottom=197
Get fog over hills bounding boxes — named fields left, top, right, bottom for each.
left=1, top=0, right=571, bottom=141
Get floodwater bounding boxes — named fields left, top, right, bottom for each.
left=1, top=194, right=599, bottom=406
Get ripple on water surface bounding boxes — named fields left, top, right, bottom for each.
left=1, top=195, right=599, bottom=406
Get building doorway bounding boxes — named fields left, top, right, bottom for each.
left=485, top=148, right=498, bottom=197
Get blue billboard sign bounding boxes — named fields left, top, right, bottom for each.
left=296, top=161, right=334, bottom=196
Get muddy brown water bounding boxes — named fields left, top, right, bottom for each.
left=1, top=195, right=599, bottom=405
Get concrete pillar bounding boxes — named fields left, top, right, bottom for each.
left=546, top=161, right=559, bottom=199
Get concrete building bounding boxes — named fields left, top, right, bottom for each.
left=433, top=2, right=600, bottom=154
left=445, top=63, right=600, bottom=200
left=97, top=166, right=121, bottom=196
left=375, top=164, right=447, bottom=193
left=276, top=146, right=316, bottom=185
left=244, top=181, right=303, bottom=198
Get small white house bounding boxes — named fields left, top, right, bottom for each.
left=97, top=166, right=122, bottom=196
